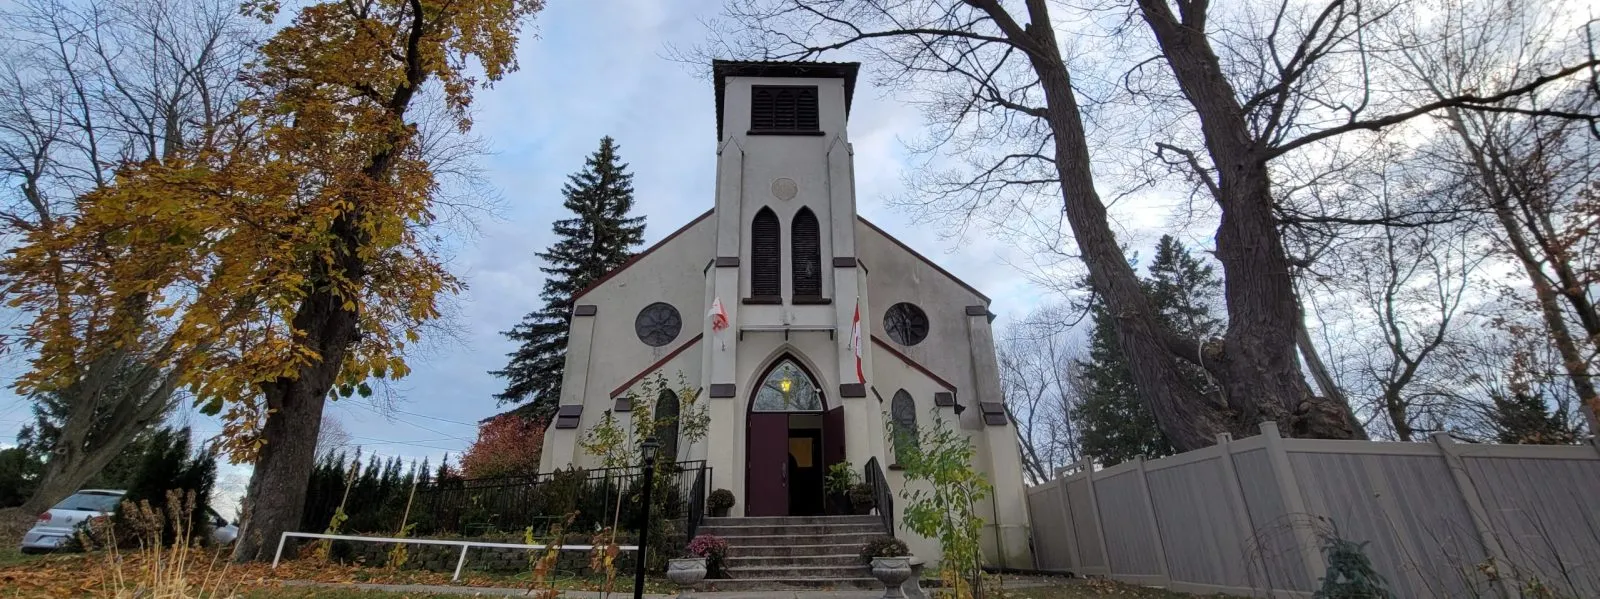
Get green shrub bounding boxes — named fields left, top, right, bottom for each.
left=859, top=536, right=909, bottom=561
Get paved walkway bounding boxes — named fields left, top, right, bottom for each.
left=282, top=579, right=894, bottom=597
left=284, top=575, right=1056, bottom=598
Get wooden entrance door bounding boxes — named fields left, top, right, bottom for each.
left=745, top=412, right=790, bottom=517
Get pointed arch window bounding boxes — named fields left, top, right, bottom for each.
left=891, top=390, right=920, bottom=462
left=751, top=207, right=781, bottom=300
left=791, top=207, right=822, bottom=300
left=654, top=389, right=680, bottom=462
left=753, top=359, right=823, bottom=412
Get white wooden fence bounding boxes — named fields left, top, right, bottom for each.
left=1025, top=422, right=1600, bottom=598
left=271, top=532, right=638, bottom=581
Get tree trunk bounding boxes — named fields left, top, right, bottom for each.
left=1133, top=0, right=1357, bottom=440
left=231, top=214, right=364, bottom=562
left=990, top=0, right=1227, bottom=452
left=1296, top=315, right=1369, bottom=439
left=1443, top=108, right=1600, bottom=425
left=21, top=360, right=175, bottom=514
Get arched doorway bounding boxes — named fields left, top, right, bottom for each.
left=745, top=356, right=844, bottom=517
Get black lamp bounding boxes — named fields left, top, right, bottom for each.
left=633, top=436, right=660, bottom=598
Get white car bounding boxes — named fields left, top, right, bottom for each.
left=18, top=489, right=239, bottom=553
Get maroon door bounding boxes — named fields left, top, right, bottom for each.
left=823, top=406, right=845, bottom=471
left=746, top=412, right=790, bottom=517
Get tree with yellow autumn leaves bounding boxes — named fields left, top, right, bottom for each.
left=2, top=0, right=543, bottom=561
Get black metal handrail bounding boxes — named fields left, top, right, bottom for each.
left=685, top=465, right=709, bottom=540
left=864, top=457, right=894, bottom=536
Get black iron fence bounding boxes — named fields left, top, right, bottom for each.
left=304, top=460, right=709, bottom=541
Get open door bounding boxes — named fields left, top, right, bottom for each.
left=823, top=406, right=845, bottom=471
left=745, top=412, right=790, bottom=516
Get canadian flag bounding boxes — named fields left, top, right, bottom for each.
left=709, top=297, right=729, bottom=332
left=851, top=299, right=864, bottom=384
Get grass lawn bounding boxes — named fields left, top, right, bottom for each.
left=1003, top=577, right=1241, bottom=598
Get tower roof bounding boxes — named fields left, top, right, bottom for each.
left=712, top=60, right=861, bottom=139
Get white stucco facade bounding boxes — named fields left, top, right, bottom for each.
left=537, top=61, right=1032, bottom=569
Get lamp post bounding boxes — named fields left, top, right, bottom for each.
left=633, top=436, right=660, bottom=599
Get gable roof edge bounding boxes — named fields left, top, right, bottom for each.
left=572, top=209, right=715, bottom=302
left=857, top=216, right=992, bottom=304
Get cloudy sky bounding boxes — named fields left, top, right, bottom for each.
left=1, top=0, right=1123, bottom=511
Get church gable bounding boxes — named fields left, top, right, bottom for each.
left=856, top=217, right=991, bottom=426
left=566, top=211, right=714, bottom=408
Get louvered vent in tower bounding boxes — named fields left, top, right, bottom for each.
left=751, top=208, right=781, bottom=298
left=750, top=86, right=820, bottom=132
left=792, top=208, right=821, bottom=298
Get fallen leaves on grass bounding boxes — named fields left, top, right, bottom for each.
left=0, top=548, right=674, bottom=598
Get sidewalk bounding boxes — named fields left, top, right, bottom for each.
left=282, top=579, right=901, bottom=598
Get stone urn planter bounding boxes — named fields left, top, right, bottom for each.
left=870, top=556, right=914, bottom=599
left=666, top=557, right=707, bottom=597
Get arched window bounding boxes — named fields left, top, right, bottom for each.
left=891, top=390, right=919, bottom=461
left=753, top=359, right=823, bottom=412
left=654, top=389, right=680, bottom=463
left=791, top=207, right=821, bottom=299
left=751, top=207, right=781, bottom=299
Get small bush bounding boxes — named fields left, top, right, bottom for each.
left=825, top=462, right=859, bottom=496
left=707, top=489, right=734, bottom=512
left=687, top=533, right=730, bottom=578
left=860, top=536, right=908, bottom=561
left=848, top=482, right=875, bottom=512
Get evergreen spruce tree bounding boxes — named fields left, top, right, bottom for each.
left=492, top=136, right=646, bottom=421
left=1073, top=236, right=1222, bottom=466
left=1491, top=391, right=1578, bottom=445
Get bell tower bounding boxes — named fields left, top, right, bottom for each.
left=699, top=61, right=877, bottom=502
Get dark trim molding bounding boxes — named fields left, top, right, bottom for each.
left=553, top=405, right=584, bottom=429
left=980, top=401, right=1009, bottom=426
left=792, top=295, right=832, bottom=305
left=747, top=129, right=826, bottom=136
left=839, top=383, right=867, bottom=398
left=832, top=257, right=858, bottom=268
left=715, top=256, right=740, bottom=268
left=573, top=305, right=598, bottom=317
left=934, top=391, right=956, bottom=407
left=964, top=305, right=988, bottom=316
left=709, top=383, right=737, bottom=398
left=608, top=334, right=704, bottom=398
left=742, top=296, right=782, bottom=305
left=613, top=398, right=632, bottom=412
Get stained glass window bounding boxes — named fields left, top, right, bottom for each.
left=752, top=359, right=823, bottom=412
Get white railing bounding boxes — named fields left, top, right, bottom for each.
left=271, top=531, right=640, bottom=581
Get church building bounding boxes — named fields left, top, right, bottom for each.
left=537, top=60, right=1032, bottom=569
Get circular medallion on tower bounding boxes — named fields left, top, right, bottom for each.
left=884, top=302, right=930, bottom=347
left=635, top=302, right=682, bottom=347
left=771, top=178, right=798, bottom=201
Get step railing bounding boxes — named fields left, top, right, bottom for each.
left=685, top=463, right=709, bottom=540
left=863, top=457, right=894, bottom=536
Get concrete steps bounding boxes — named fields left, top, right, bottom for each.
left=699, top=514, right=889, bottom=592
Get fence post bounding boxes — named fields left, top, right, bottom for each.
left=1431, top=432, right=1517, bottom=599
left=1080, top=457, right=1112, bottom=575
left=1260, top=421, right=1327, bottom=588
left=452, top=544, right=469, bottom=582
left=1056, top=473, right=1081, bottom=570
left=1132, top=457, right=1171, bottom=586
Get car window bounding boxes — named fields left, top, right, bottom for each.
left=52, top=491, right=124, bottom=512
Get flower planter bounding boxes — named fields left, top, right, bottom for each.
left=666, top=557, right=707, bottom=596
left=709, top=506, right=729, bottom=517
left=870, top=556, right=914, bottom=599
